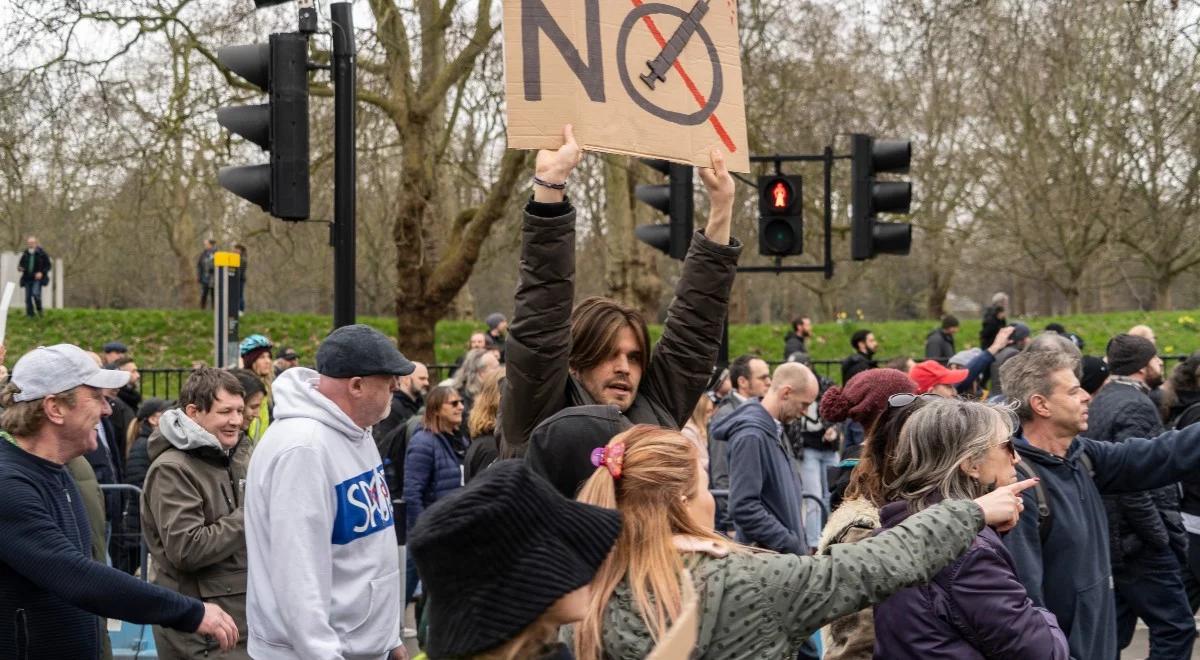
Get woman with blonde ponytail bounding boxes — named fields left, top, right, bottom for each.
left=572, top=425, right=1040, bottom=660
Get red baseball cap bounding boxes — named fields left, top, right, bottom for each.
left=910, top=360, right=969, bottom=394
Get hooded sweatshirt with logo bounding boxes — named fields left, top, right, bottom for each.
left=245, top=368, right=401, bottom=660
left=141, top=409, right=251, bottom=658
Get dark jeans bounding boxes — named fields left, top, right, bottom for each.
left=200, top=282, right=213, bottom=308
left=23, top=281, right=42, bottom=316
left=1183, top=532, right=1200, bottom=613
left=1115, top=549, right=1196, bottom=659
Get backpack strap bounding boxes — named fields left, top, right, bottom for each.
left=1014, top=460, right=1051, bottom=543
left=1077, top=449, right=1095, bottom=479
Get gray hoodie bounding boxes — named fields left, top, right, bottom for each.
left=245, top=368, right=401, bottom=660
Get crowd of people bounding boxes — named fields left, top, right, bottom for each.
left=5, top=126, right=1200, bottom=660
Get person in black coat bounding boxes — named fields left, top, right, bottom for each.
left=923, top=315, right=959, bottom=361
left=17, top=236, right=51, bottom=318
left=979, top=292, right=1009, bottom=349
left=840, top=329, right=878, bottom=386
left=782, top=316, right=812, bottom=361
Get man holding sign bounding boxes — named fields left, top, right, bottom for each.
left=500, top=125, right=741, bottom=456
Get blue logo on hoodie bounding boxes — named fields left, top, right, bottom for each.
left=331, top=465, right=394, bottom=545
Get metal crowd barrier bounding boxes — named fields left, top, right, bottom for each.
left=709, top=488, right=829, bottom=529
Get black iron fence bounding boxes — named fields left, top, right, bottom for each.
left=139, top=354, right=1193, bottom=399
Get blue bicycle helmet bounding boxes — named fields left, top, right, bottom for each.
left=239, top=334, right=273, bottom=356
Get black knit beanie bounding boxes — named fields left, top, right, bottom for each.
left=1106, top=334, right=1158, bottom=376
left=526, top=405, right=632, bottom=498
left=409, top=460, right=621, bottom=658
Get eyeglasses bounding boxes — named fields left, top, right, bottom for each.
left=446, top=400, right=464, bottom=407
left=887, top=392, right=943, bottom=408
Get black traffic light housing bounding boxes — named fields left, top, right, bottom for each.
left=850, top=134, right=912, bottom=260
left=217, top=32, right=310, bottom=221
left=757, top=174, right=803, bottom=256
left=634, top=159, right=694, bottom=260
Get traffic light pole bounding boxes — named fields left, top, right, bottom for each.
left=737, top=150, right=847, bottom=278
left=331, top=2, right=357, bottom=329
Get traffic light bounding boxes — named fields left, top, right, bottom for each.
left=634, top=159, right=694, bottom=260
left=757, top=174, right=803, bottom=256
left=217, top=32, right=310, bottom=221
left=850, top=134, right=912, bottom=260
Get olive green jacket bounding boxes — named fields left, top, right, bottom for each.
left=141, top=412, right=252, bottom=659
left=587, top=499, right=982, bottom=660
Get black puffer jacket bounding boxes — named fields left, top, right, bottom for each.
left=1088, top=379, right=1186, bottom=568
left=500, top=199, right=742, bottom=451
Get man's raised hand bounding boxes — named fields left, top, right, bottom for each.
left=533, top=124, right=583, bottom=204
left=698, top=148, right=734, bottom=246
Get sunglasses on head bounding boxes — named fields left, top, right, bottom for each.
left=887, top=392, right=943, bottom=408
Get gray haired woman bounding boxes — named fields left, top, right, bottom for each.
left=872, top=398, right=1068, bottom=659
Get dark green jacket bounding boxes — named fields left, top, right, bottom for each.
left=582, top=500, right=983, bottom=659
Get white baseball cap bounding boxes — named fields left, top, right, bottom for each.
left=11, top=344, right=131, bottom=402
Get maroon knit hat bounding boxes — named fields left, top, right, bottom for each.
left=820, top=368, right=917, bottom=426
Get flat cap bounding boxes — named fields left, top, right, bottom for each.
left=316, top=324, right=414, bottom=378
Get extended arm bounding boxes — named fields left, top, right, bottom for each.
left=641, top=151, right=742, bottom=427
left=499, top=127, right=582, bottom=449
left=759, top=500, right=983, bottom=639
left=0, top=477, right=202, bottom=631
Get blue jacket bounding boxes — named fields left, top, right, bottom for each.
left=873, top=500, right=1068, bottom=659
left=404, top=428, right=466, bottom=533
left=1004, top=424, right=1200, bottom=660
left=711, top=401, right=806, bottom=554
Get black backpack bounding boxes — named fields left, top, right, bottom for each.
left=1014, top=450, right=1095, bottom=543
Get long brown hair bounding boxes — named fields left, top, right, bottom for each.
left=569, top=297, right=651, bottom=376
left=468, top=370, right=504, bottom=439
left=422, top=386, right=460, bottom=435
left=574, top=425, right=733, bottom=660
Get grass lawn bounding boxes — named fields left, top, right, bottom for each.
left=7, top=307, right=1198, bottom=372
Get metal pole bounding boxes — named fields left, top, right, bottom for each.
left=331, top=2, right=356, bottom=328
left=823, top=145, right=834, bottom=280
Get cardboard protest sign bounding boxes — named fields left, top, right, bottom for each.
left=503, top=0, right=750, bottom=172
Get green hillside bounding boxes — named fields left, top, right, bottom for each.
left=8, top=308, right=1198, bottom=374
